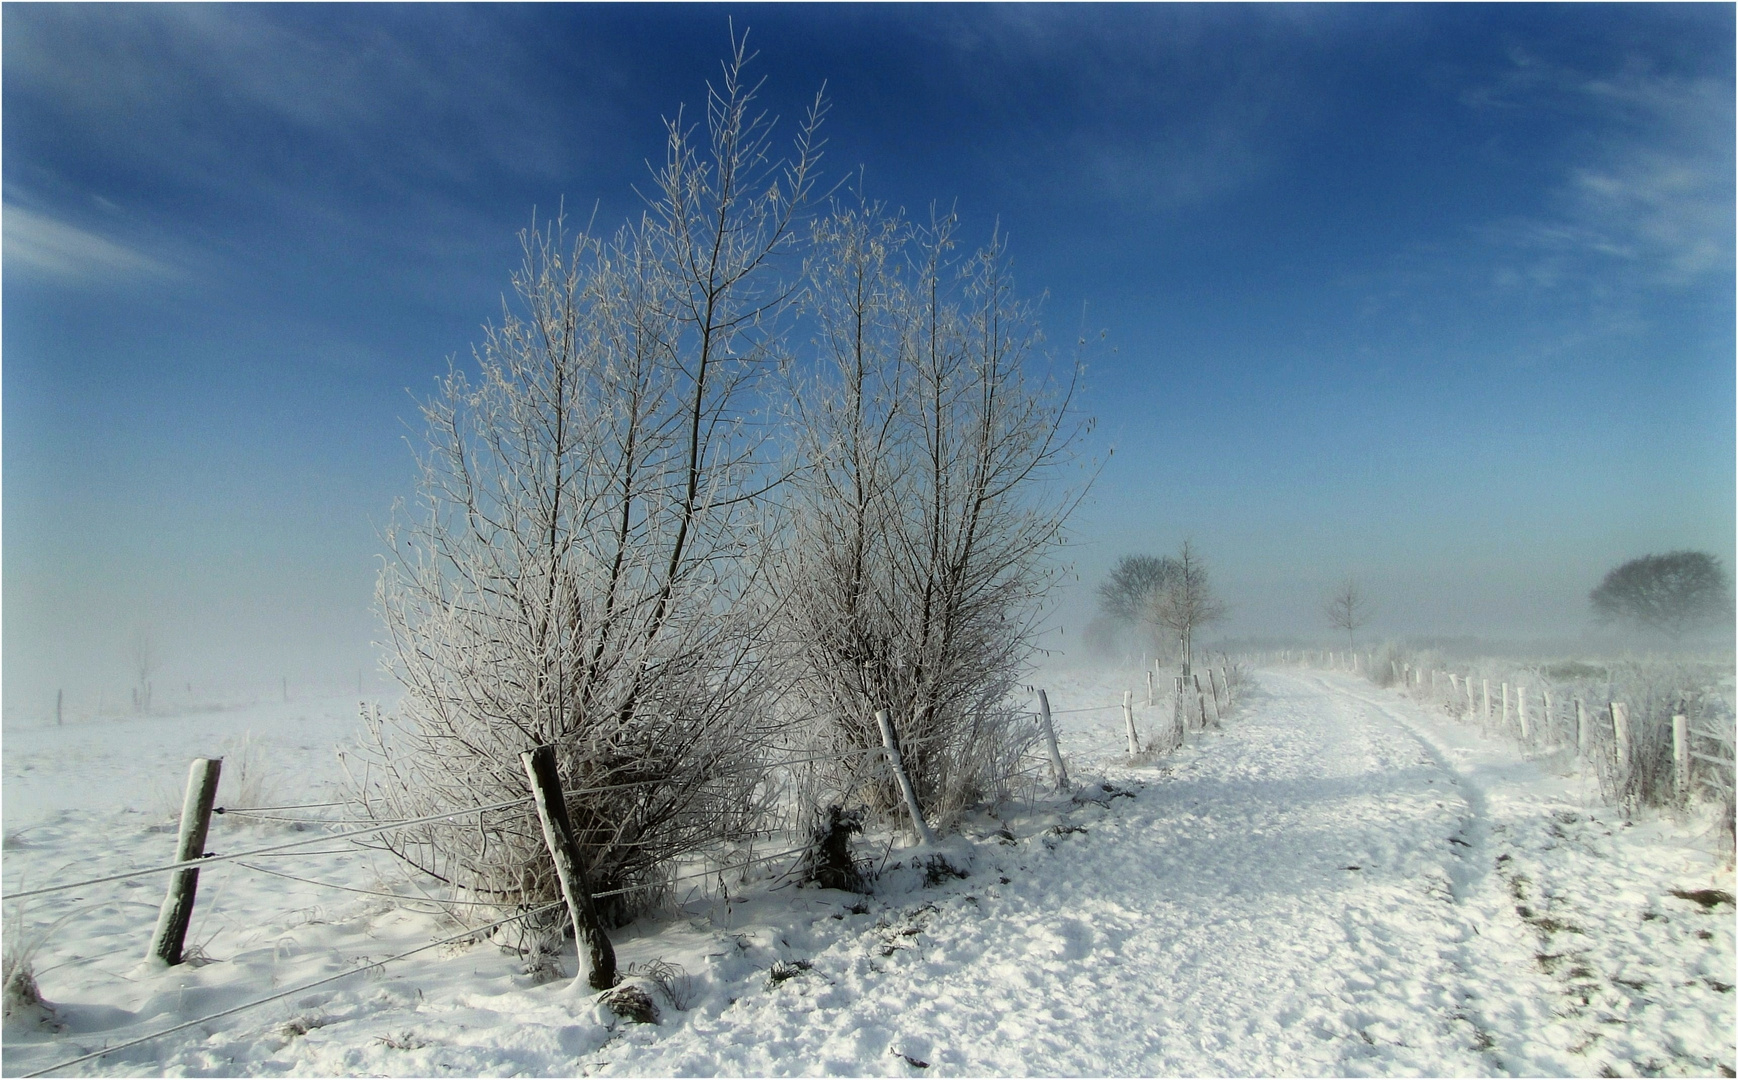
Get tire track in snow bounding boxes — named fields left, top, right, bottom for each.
left=589, top=669, right=1503, bottom=1076
left=1284, top=670, right=1736, bottom=1078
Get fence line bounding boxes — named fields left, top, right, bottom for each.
left=9, top=683, right=1177, bottom=1075
left=1257, top=648, right=1736, bottom=808
left=11, top=827, right=847, bottom=1078
left=16, top=899, right=568, bottom=1079
left=3, top=796, right=536, bottom=902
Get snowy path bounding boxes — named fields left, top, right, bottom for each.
left=566, top=668, right=1733, bottom=1077
left=4, top=670, right=1732, bottom=1076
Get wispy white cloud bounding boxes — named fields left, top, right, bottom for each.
left=1467, top=52, right=1733, bottom=293
left=3, top=203, right=180, bottom=285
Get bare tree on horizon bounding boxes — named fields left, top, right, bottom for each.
left=1324, top=578, right=1373, bottom=648
left=1150, top=540, right=1226, bottom=678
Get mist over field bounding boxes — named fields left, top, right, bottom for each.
left=4, top=11, right=1735, bottom=1078
left=5, top=6, right=1732, bottom=710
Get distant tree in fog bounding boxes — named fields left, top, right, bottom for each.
left=129, top=627, right=160, bottom=713
left=1324, top=578, right=1373, bottom=648
left=1097, top=555, right=1179, bottom=626
left=1150, top=541, right=1226, bottom=677
left=1590, top=551, right=1733, bottom=641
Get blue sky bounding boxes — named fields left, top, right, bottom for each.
left=5, top=4, right=1733, bottom=713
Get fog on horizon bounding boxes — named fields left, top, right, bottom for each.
left=5, top=5, right=1733, bottom=720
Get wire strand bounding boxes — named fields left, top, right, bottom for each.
left=14, top=899, right=566, bottom=1079
left=2, top=796, right=535, bottom=902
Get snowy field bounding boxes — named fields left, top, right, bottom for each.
left=3, top=667, right=1733, bottom=1077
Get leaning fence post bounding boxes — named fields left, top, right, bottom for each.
left=147, top=757, right=222, bottom=966
left=1517, top=685, right=1529, bottom=742
left=1036, top=690, right=1069, bottom=791
left=521, top=745, right=617, bottom=991
left=1122, top=691, right=1140, bottom=754
left=1219, top=665, right=1231, bottom=711
left=1194, top=674, right=1211, bottom=730
left=876, top=710, right=939, bottom=846
left=1672, top=714, right=1690, bottom=798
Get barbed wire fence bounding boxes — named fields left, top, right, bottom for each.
left=4, top=674, right=1223, bottom=1076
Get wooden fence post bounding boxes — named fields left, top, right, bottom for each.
left=147, top=757, right=222, bottom=966
left=1575, top=698, right=1588, bottom=758
left=876, top=710, right=939, bottom=846
left=1219, top=665, right=1231, bottom=712
left=1501, top=683, right=1511, bottom=733
left=1036, top=690, right=1069, bottom=791
left=1517, top=685, right=1529, bottom=742
left=1673, top=714, right=1690, bottom=798
left=1609, top=702, right=1630, bottom=785
left=1146, top=670, right=1154, bottom=707
left=520, top=745, right=617, bottom=991
left=1481, top=679, right=1491, bottom=731
left=1194, top=674, right=1211, bottom=730
left=1122, top=691, right=1140, bottom=755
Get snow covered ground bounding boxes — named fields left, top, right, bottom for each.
left=4, top=667, right=1733, bottom=1076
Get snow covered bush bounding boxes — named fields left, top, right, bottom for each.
left=352, top=43, right=822, bottom=931
left=774, top=200, right=1090, bottom=830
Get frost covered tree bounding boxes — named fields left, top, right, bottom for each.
left=353, top=40, right=824, bottom=958
left=1324, top=578, right=1372, bottom=648
left=1590, top=551, right=1733, bottom=642
left=1150, top=541, right=1225, bottom=677
left=776, top=200, right=1092, bottom=829
left=1097, top=555, right=1180, bottom=626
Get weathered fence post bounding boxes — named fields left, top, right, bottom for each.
left=147, top=757, right=222, bottom=966
left=1036, top=689, right=1069, bottom=791
left=520, top=745, right=617, bottom=991
left=1517, top=685, right=1529, bottom=742
left=1609, top=702, right=1631, bottom=787
left=1122, top=690, right=1140, bottom=755
left=1173, top=676, right=1187, bottom=743
left=1501, top=683, right=1511, bottom=733
left=1673, top=714, right=1690, bottom=799
left=1219, top=665, right=1231, bottom=712
left=1146, top=670, right=1154, bottom=707
left=1194, top=674, right=1211, bottom=730
left=876, top=710, right=939, bottom=846
left=1541, top=689, right=1554, bottom=747
left=1482, top=679, right=1492, bottom=731
left=1575, top=698, right=1588, bottom=758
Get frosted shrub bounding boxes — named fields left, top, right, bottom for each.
left=352, top=43, right=822, bottom=929
left=774, top=201, right=1088, bottom=831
